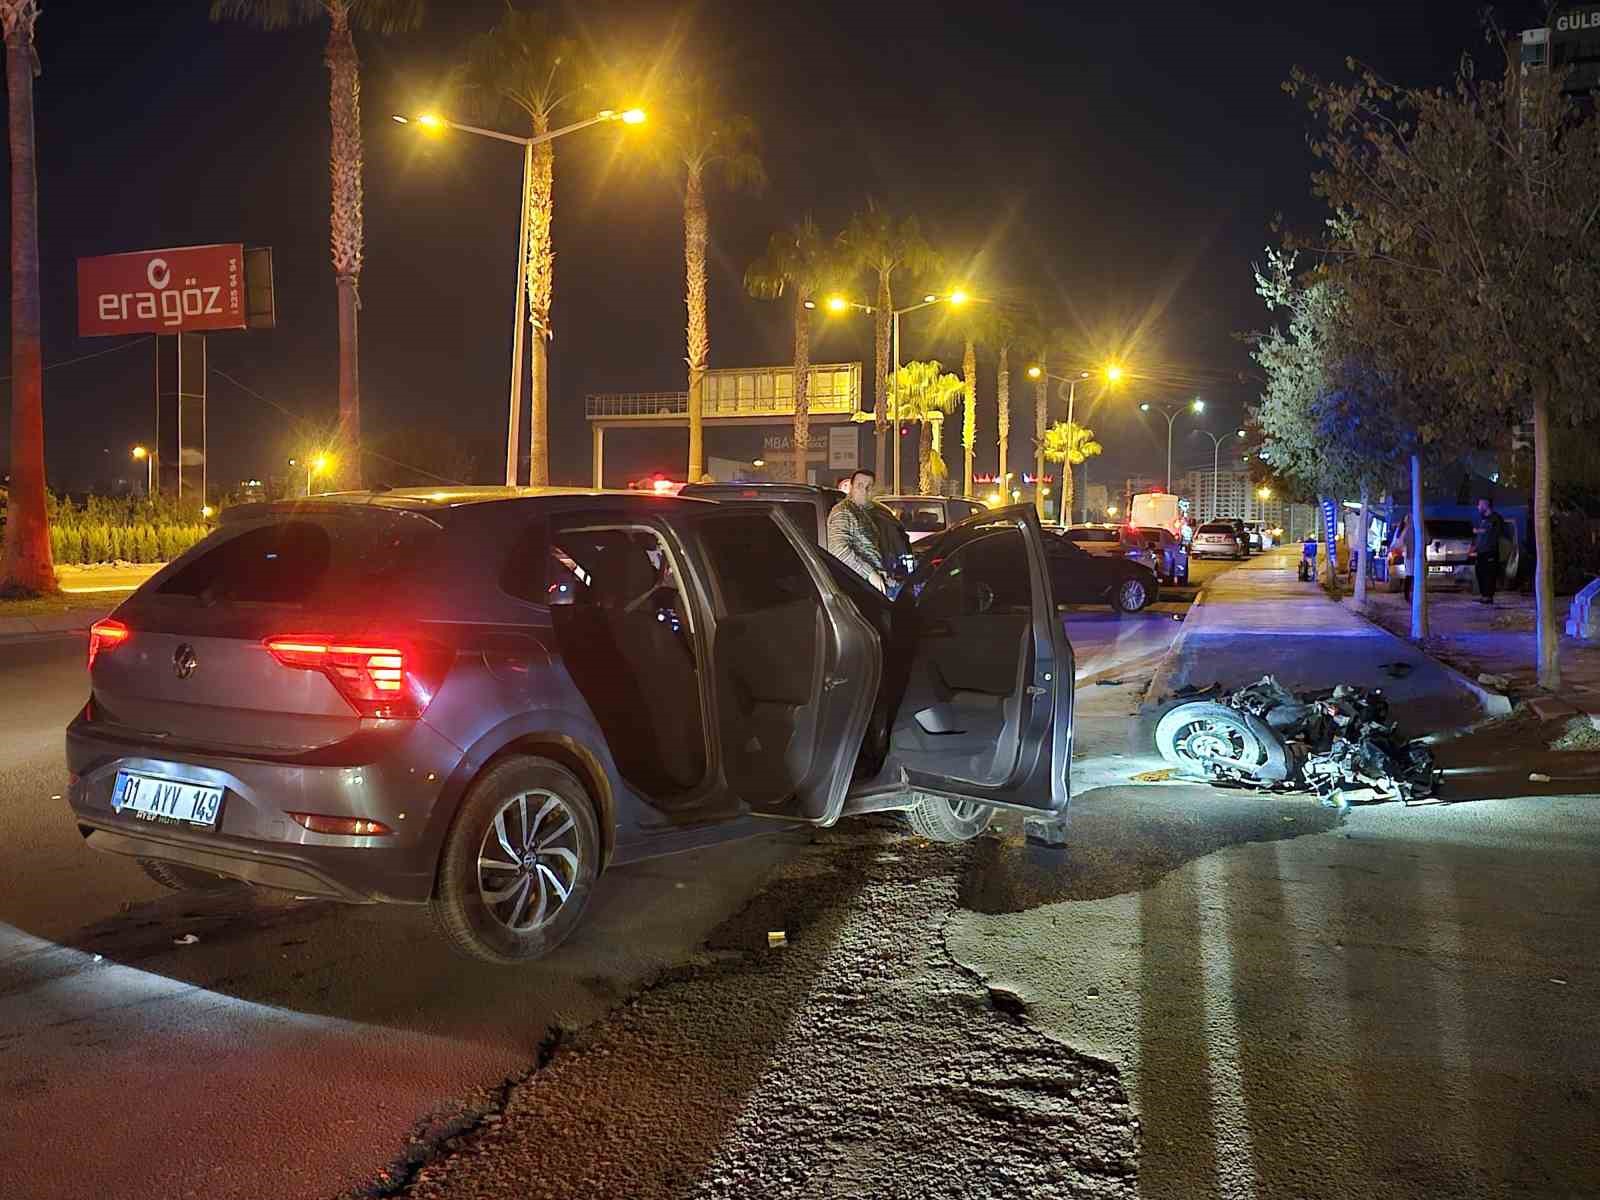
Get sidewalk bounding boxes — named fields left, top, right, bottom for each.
left=1357, top=584, right=1600, bottom=720
left=1147, top=549, right=1488, bottom=737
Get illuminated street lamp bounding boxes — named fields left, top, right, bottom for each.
left=131, top=445, right=153, bottom=496
left=1139, top=396, right=1205, bottom=492
left=1192, top=427, right=1247, bottom=520
left=297, top=453, right=332, bottom=497
left=812, top=289, right=975, bottom=494
left=395, top=106, right=646, bottom=486
left=1025, top=364, right=1124, bottom=522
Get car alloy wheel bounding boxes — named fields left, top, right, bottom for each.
left=1115, top=578, right=1148, bottom=612
left=476, top=789, right=582, bottom=933
left=905, top=792, right=994, bottom=842
left=432, top=756, right=600, bottom=965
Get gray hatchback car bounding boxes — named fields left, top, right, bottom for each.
left=66, top=488, right=1073, bottom=964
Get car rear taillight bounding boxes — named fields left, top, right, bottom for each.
left=87, top=618, right=130, bottom=670
left=264, top=634, right=450, bottom=719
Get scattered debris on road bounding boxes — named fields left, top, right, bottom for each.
left=1131, top=768, right=1178, bottom=783
left=766, top=930, right=788, bottom=949
left=1155, top=675, right=1436, bottom=805
left=1552, top=717, right=1600, bottom=751
left=1478, top=672, right=1513, bottom=691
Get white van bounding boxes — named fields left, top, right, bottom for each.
left=1130, top=492, right=1183, bottom=537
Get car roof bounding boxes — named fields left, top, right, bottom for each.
left=878, top=494, right=953, bottom=502
left=220, top=486, right=711, bottom=524
left=680, top=481, right=840, bottom=498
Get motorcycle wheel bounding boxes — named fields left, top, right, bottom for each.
left=1155, top=701, right=1291, bottom=784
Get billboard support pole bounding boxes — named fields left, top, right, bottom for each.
left=152, top=335, right=160, bottom=499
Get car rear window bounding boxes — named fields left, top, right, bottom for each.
left=157, top=514, right=437, bottom=606
left=1427, top=520, right=1475, bottom=538
left=883, top=501, right=945, bottom=533
left=1066, top=528, right=1118, bottom=543
left=773, top=501, right=822, bottom=542
left=1198, top=523, right=1234, bottom=534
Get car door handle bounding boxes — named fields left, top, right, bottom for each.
left=824, top=676, right=849, bottom=691
left=1026, top=685, right=1047, bottom=696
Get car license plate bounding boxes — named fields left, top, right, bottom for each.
left=1428, top=565, right=1453, bottom=575
left=111, top=772, right=223, bottom=827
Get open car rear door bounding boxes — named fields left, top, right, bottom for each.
left=867, top=505, right=1073, bottom=820
left=680, top=506, right=882, bottom=825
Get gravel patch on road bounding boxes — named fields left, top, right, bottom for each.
left=399, top=827, right=1139, bottom=1200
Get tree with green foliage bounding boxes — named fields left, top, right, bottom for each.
left=858, top=361, right=963, bottom=494
left=1249, top=249, right=1413, bottom=612
left=1041, top=421, right=1102, bottom=527
left=1289, top=42, right=1600, bottom=686
left=745, top=217, right=837, bottom=482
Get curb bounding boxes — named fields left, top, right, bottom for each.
left=1340, top=598, right=1514, bottom=718
left=1141, top=583, right=1208, bottom=711
left=0, top=607, right=113, bottom=641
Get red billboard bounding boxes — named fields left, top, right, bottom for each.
left=77, top=243, right=247, bottom=337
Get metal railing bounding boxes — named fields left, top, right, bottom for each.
left=587, top=362, right=861, bottom=420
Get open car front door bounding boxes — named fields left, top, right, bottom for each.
left=859, top=505, right=1074, bottom=823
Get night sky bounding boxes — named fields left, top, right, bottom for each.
left=0, top=0, right=1545, bottom=496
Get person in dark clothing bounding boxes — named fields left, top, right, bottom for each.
left=1474, top=497, right=1507, bottom=604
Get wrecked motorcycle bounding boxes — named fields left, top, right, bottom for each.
left=1154, top=675, right=1437, bottom=805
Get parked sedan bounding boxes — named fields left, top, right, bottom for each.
left=1192, top=521, right=1246, bottom=559
left=66, top=490, right=1073, bottom=965
left=1061, top=524, right=1161, bottom=576
left=1040, top=528, right=1160, bottom=612
left=1132, top=525, right=1190, bottom=585
left=876, top=495, right=989, bottom=543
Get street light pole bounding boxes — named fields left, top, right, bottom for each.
left=1192, top=428, right=1245, bottom=520
left=395, top=108, right=645, bottom=486
left=131, top=446, right=152, bottom=496
left=816, top=291, right=969, bottom=496
left=1140, top=397, right=1204, bottom=493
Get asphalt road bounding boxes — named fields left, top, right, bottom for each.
left=0, top=580, right=1206, bottom=1200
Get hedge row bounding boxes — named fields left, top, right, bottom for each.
left=46, top=495, right=215, bottom=566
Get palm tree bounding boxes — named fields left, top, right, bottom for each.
left=877, top=361, right=962, bottom=494
left=988, top=307, right=1020, bottom=490
left=838, top=201, right=938, bottom=483
left=0, top=0, right=53, bottom=595
left=659, top=80, right=764, bottom=483
left=745, top=218, right=835, bottom=483
left=1019, top=312, right=1064, bottom=519
left=211, top=1, right=426, bottom=489
left=1041, top=421, right=1102, bottom=527
left=460, top=5, right=583, bottom=486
